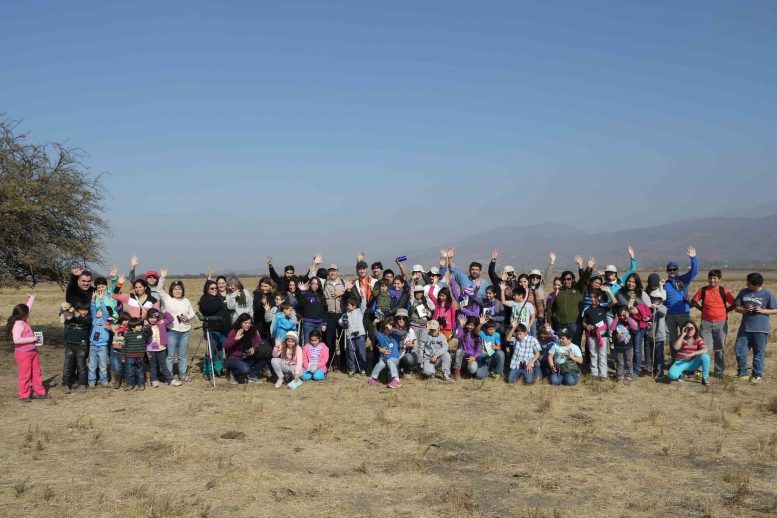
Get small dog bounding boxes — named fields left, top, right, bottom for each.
left=58, top=302, right=73, bottom=324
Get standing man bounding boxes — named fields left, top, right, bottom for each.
left=323, top=264, right=347, bottom=371
left=733, top=273, right=777, bottom=384
left=66, top=266, right=96, bottom=308
left=353, top=257, right=378, bottom=353
left=664, top=246, right=699, bottom=348
left=691, top=269, right=736, bottom=376
left=441, top=248, right=491, bottom=298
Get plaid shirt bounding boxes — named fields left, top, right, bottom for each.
left=510, top=335, right=542, bottom=369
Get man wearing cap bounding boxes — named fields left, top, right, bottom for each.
left=602, top=246, right=637, bottom=296
left=441, top=248, right=491, bottom=299
left=664, top=246, right=699, bottom=347
left=323, top=264, right=347, bottom=371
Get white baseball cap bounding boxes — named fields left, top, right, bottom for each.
left=503, top=265, right=515, bottom=274
left=604, top=265, right=618, bottom=273
left=529, top=269, right=542, bottom=277
left=429, top=267, right=440, bottom=275
left=412, top=264, right=424, bottom=273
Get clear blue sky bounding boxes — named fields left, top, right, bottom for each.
left=3, top=0, right=777, bottom=273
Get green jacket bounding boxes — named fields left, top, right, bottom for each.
left=547, top=268, right=592, bottom=325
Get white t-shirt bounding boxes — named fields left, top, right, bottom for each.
left=512, top=301, right=536, bottom=327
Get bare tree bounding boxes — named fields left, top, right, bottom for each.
left=0, top=118, right=107, bottom=288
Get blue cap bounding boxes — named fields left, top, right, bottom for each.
left=666, top=261, right=679, bottom=270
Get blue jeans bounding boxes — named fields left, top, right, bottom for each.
left=550, top=372, right=579, bottom=386
left=148, top=350, right=173, bottom=383
left=346, top=335, right=367, bottom=373
left=668, top=354, right=710, bottom=380
left=644, top=338, right=665, bottom=376
left=226, top=356, right=266, bottom=379
left=476, top=350, right=505, bottom=379
left=508, top=367, right=536, bottom=384
left=735, top=332, right=768, bottom=377
left=302, top=319, right=323, bottom=345
left=124, top=356, right=146, bottom=387
left=110, top=349, right=123, bottom=378
left=632, top=328, right=645, bottom=375
left=88, top=345, right=109, bottom=384
left=166, top=330, right=190, bottom=377
left=302, top=369, right=326, bottom=381
left=371, top=357, right=399, bottom=381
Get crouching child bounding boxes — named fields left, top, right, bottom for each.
left=421, top=320, right=452, bottom=381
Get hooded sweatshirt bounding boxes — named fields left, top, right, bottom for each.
left=423, top=332, right=449, bottom=362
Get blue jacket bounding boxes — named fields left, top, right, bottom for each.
left=375, top=332, right=400, bottom=360
left=664, top=257, right=699, bottom=315
left=604, top=257, right=638, bottom=296
left=273, top=314, right=298, bottom=340
left=90, top=302, right=111, bottom=347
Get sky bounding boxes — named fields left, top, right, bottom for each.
left=3, top=0, right=777, bottom=273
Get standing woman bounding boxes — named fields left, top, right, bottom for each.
left=251, top=277, right=277, bottom=340
left=199, top=280, right=231, bottom=378
left=7, top=295, right=50, bottom=401
left=296, top=277, right=328, bottom=343
left=113, top=277, right=158, bottom=318
left=616, top=273, right=652, bottom=378
left=158, top=269, right=197, bottom=382
left=225, top=276, right=254, bottom=323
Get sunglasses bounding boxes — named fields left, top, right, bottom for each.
left=529, top=275, right=540, bottom=279
left=208, top=287, right=218, bottom=291
left=667, top=268, right=678, bottom=272
left=147, top=275, right=158, bottom=279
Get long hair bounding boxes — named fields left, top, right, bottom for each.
left=625, top=273, right=644, bottom=297
left=227, top=276, right=247, bottom=306
left=437, top=287, right=453, bottom=310
left=133, top=279, right=151, bottom=297
left=5, top=303, right=30, bottom=340
left=306, top=277, right=324, bottom=301
left=253, top=276, right=277, bottom=298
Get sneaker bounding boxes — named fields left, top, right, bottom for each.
left=617, top=376, right=625, bottom=384
left=63, top=385, right=71, bottom=394
left=367, top=377, right=378, bottom=387
left=624, top=377, right=632, bottom=386
left=738, top=375, right=751, bottom=381
left=79, top=385, right=87, bottom=393
left=169, top=380, right=183, bottom=387
left=347, top=371, right=356, bottom=378
left=32, top=393, right=51, bottom=400
left=359, top=371, right=367, bottom=377
left=442, top=373, right=453, bottom=382
left=151, top=381, right=160, bottom=388
left=751, top=376, right=763, bottom=384
left=229, top=373, right=238, bottom=385
left=388, top=378, right=402, bottom=389
left=88, top=383, right=96, bottom=389
left=112, top=379, right=121, bottom=389
left=599, top=376, right=608, bottom=382
left=19, top=397, right=32, bottom=403
left=100, top=381, right=110, bottom=388
left=696, top=371, right=703, bottom=380
left=403, top=372, right=414, bottom=380
left=274, top=379, right=284, bottom=388
left=247, top=377, right=262, bottom=384
left=489, top=372, right=499, bottom=378
left=124, top=385, right=135, bottom=391
left=138, top=385, right=145, bottom=391
left=493, top=374, right=503, bottom=381
left=180, top=374, right=192, bottom=383
left=701, top=377, right=709, bottom=386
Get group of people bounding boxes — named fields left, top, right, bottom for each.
left=6, top=247, right=776, bottom=401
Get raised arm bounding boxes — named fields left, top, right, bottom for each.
left=679, top=246, right=698, bottom=284
left=618, top=246, right=638, bottom=285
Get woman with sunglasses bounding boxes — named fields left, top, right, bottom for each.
left=199, top=280, right=231, bottom=378
left=546, top=256, right=594, bottom=345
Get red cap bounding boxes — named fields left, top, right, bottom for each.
left=145, top=270, right=159, bottom=280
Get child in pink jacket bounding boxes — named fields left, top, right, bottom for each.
left=301, top=330, right=330, bottom=381
left=5, top=295, right=50, bottom=401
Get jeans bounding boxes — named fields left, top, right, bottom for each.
left=700, top=320, right=727, bottom=374
left=302, top=319, right=323, bottom=345
left=475, top=350, right=505, bottom=379
left=399, top=353, right=417, bottom=373
left=372, top=357, right=400, bottom=381
left=422, top=351, right=452, bottom=377
left=301, top=369, right=326, bottom=381
left=110, top=349, right=123, bottom=379
left=631, top=328, right=645, bottom=375
left=166, top=330, right=190, bottom=377
left=615, top=347, right=634, bottom=379
left=226, top=356, right=266, bottom=380
left=326, top=312, right=346, bottom=371
left=644, top=338, right=665, bottom=376
left=735, top=332, right=768, bottom=378
left=507, top=367, right=536, bottom=384
left=587, top=336, right=609, bottom=378
left=148, top=350, right=174, bottom=383
left=550, top=372, right=579, bottom=386
left=203, top=331, right=226, bottom=375
left=346, top=335, right=367, bottom=373
left=63, top=343, right=87, bottom=388
left=88, top=345, right=109, bottom=384
left=124, top=356, right=146, bottom=387
left=668, top=354, right=710, bottom=381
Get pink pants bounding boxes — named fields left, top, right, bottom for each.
left=14, top=349, right=46, bottom=399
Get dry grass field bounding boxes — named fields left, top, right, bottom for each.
left=1, top=273, right=777, bottom=517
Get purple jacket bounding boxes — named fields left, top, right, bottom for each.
left=451, top=276, right=481, bottom=322
left=146, top=312, right=174, bottom=351
left=454, top=327, right=482, bottom=358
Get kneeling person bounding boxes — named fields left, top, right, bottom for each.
left=422, top=320, right=452, bottom=381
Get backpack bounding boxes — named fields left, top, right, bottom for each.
left=700, top=286, right=727, bottom=306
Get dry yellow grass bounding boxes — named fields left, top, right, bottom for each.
left=1, top=273, right=777, bottom=517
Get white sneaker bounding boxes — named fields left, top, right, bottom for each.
left=274, top=379, right=284, bottom=388
left=169, top=380, right=183, bottom=387
left=247, top=377, right=263, bottom=384
left=151, top=381, right=160, bottom=388
left=229, top=372, right=238, bottom=385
